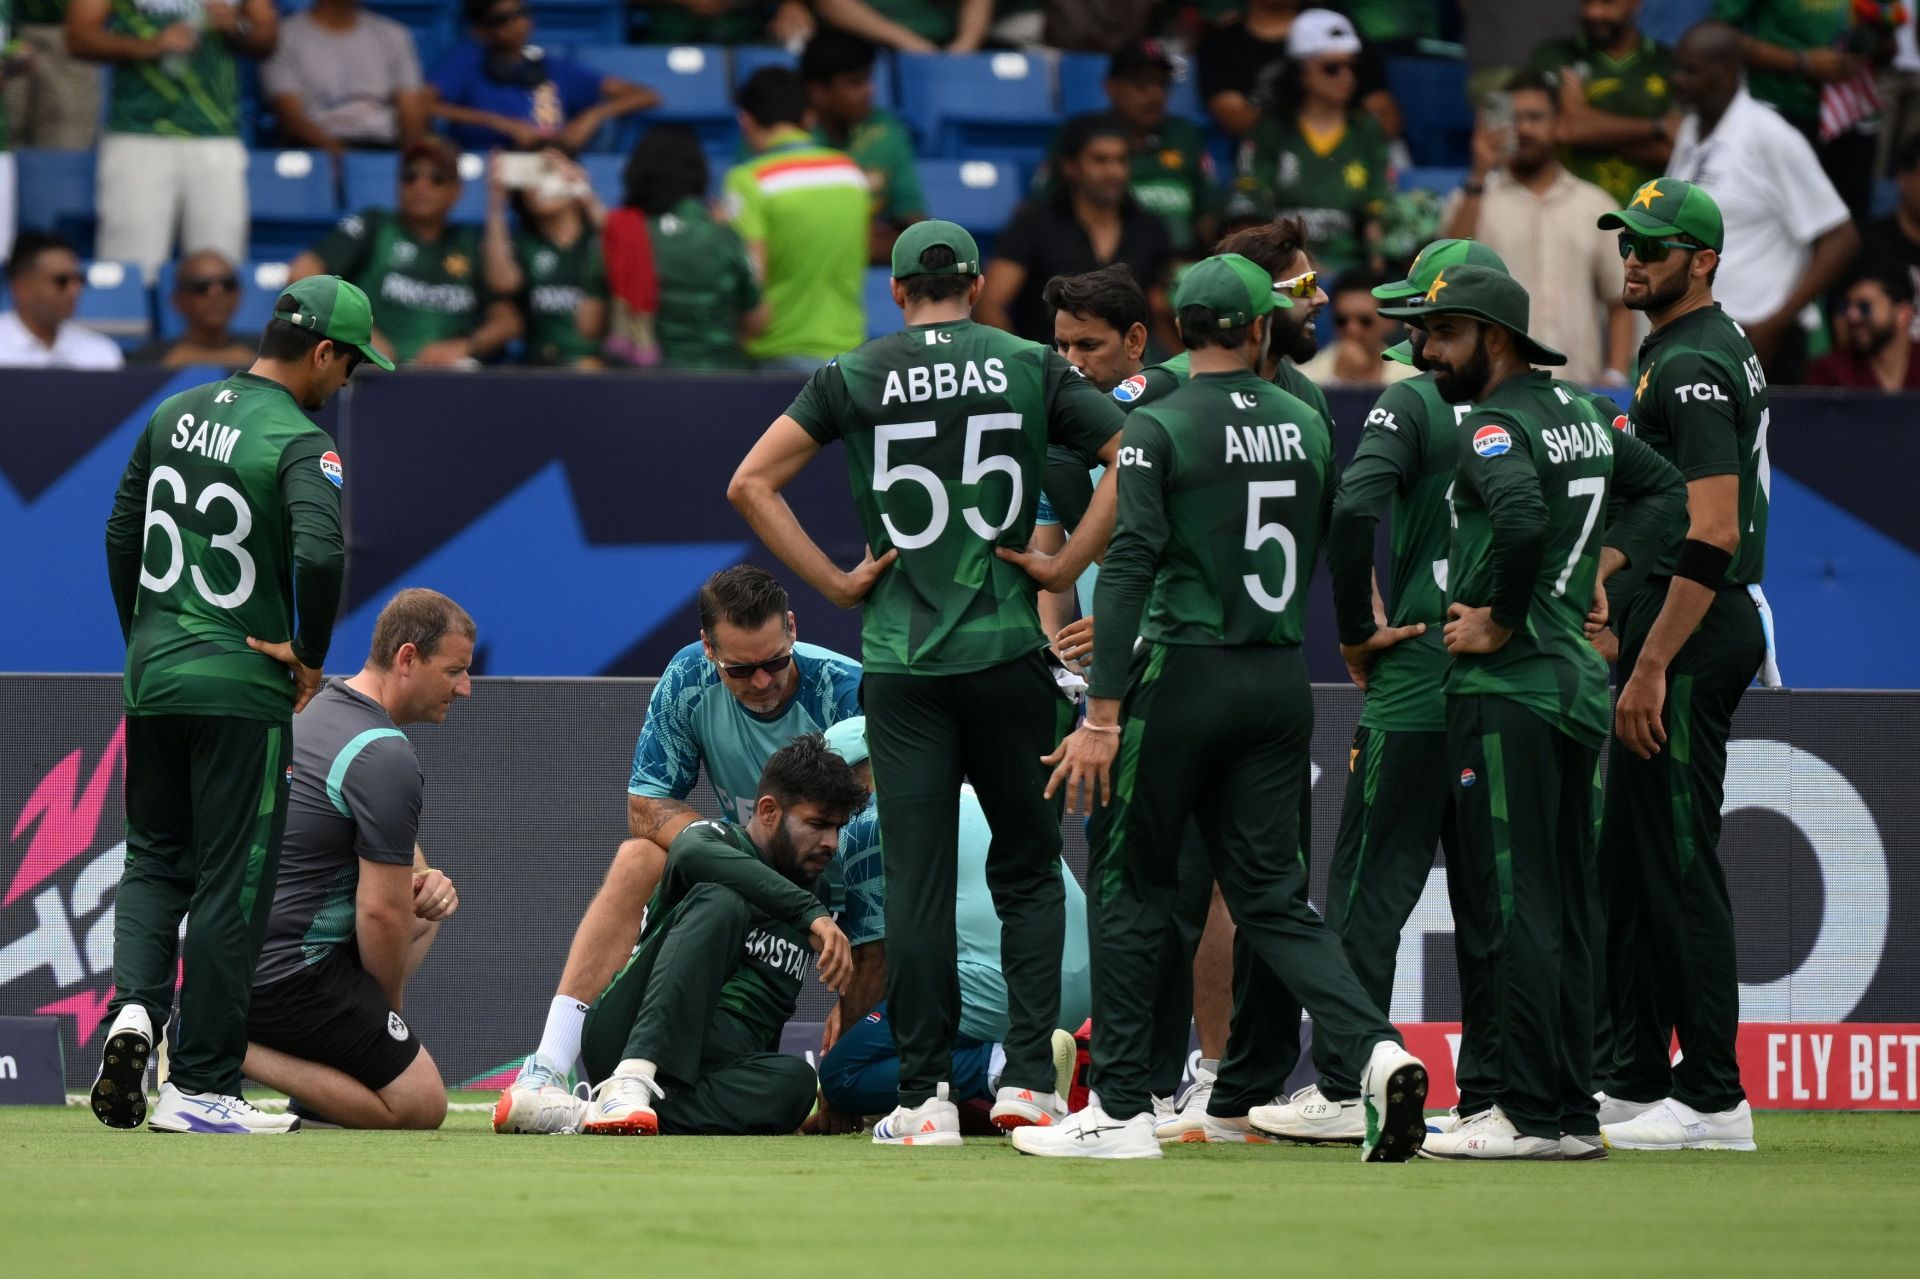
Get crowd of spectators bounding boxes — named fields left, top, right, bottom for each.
left=4, top=0, right=1920, bottom=387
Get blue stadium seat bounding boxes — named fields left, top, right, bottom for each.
left=343, top=149, right=492, bottom=223
left=369, top=0, right=456, bottom=74
left=248, top=150, right=338, bottom=222
left=15, top=149, right=96, bottom=243
left=864, top=265, right=895, bottom=339
left=1397, top=165, right=1468, bottom=196
left=731, top=44, right=895, bottom=110
left=1057, top=51, right=1203, bottom=122
left=580, top=152, right=626, bottom=207
left=571, top=44, right=734, bottom=148
left=1388, top=54, right=1473, bottom=167
left=527, top=0, right=623, bottom=46
left=895, top=51, right=1055, bottom=167
left=74, top=261, right=152, bottom=345
left=1873, top=177, right=1898, bottom=219
left=916, top=159, right=1021, bottom=241
left=154, top=260, right=294, bottom=342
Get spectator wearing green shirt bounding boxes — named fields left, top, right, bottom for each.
left=482, top=150, right=609, bottom=367
left=66, top=0, right=278, bottom=278
left=638, top=1, right=816, bottom=46
left=618, top=125, right=765, bottom=370
left=290, top=139, right=523, bottom=367
left=802, top=30, right=925, bottom=266
left=1242, top=9, right=1390, bottom=278
left=1717, top=0, right=1886, bottom=221
left=1530, top=0, right=1679, bottom=208
left=721, top=68, right=870, bottom=369
left=815, top=0, right=990, bottom=52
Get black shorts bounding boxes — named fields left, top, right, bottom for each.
left=248, top=947, right=421, bottom=1091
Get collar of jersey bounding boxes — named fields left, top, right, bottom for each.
left=228, top=369, right=300, bottom=405
left=903, top=318, right=974, bottom=332
left=763, top=126, right=815, bottom=153
left=1581, top=33, right=1658, bottom=72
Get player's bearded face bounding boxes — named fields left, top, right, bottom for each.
left=1425, top=320, right=1492, bottom=402
left=1407, top=326, right=1433, bottom=372
left=766, top=803, right=839, bottom=884
left=1623, top=251, right=1692, bottom=314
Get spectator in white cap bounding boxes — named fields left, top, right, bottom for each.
left=1198, top=1, right=1401, bottom=141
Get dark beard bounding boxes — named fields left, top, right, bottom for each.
left=1851, top=323, right=1896, bottom=358
left=1585, top=20, right=1625, bottom=49
left=1408, top=328, right=1433, bottom=372
left=1627, top=267, right=1690, bottom=313
left=1275, top=310, right=1319, bottom=363
left=764, top=815, right=813, bottom=886
left=1432, top=333, right=1492, bottom=403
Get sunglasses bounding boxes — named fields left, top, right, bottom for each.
left=1616, top=231, right=1703, bottom=263
left=1843, top=298, right=1884, bottom=317
left=1312, top=60, right=1356, bottom=76
left=403, top=167, right=456, bottom=186
left=715, top=650, right=794, bottom=681
left=181, top=275, right=239, bottom=295
left=44, top=271, right=83, bottom=289
left=1273, top=269, right=1319, bottom=299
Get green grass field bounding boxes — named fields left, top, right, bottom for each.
left=4, top=1101, right=1917, bottom=1277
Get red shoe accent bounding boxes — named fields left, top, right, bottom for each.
left=490, top=1090, right=513, bottom=1133
left=582, top=1111, right=658, bottom=1136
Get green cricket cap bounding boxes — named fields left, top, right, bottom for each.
left=274, top=275, right=395, bottom=370
left=890, top=220, right=982, bottom=278
left=1374, top=238, right=1510, bottom=301
left=1597, top=177, right=1725, bottom=253
left=1382, top=339, right=1414, bottom=364
left=1174, top=252, right=1291, bottom=330
left=1378, top=264, right=1567, bottom=367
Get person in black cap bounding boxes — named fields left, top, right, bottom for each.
left=1100, top=39, right=1220, bottom=258
left=1380, top=265, right=1687, bottom=1161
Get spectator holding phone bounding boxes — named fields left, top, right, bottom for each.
left=483, top=149, right=609, bottom=367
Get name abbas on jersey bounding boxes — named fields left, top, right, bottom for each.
left=879, top=356, right=1011, bottom=405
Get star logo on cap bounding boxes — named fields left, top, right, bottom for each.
left=1426, top=268, right=1450, bottom=301
left=1631, top=180, right=1665, bottom=210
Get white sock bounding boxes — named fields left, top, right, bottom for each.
left=986, top=1042, right=1007, bottom=1093
left=1196, top=1057, right=1220, bottom=1079
left=534, top=997, right=589, bottom=1075
left=615, top=1058, right=658, bottom=1083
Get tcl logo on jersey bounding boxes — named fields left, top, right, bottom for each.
left=319, top=451, right=344, bottom=488
left=1676, top=383, right=1729, bottom=403
left=1471, top=425, right=1511, bottom=457
left=1113, top=374, right=1147, bottom=403
left=1117, top=446, right=1153, bottom=468
left=1366, top=407, right=1400, bottom=432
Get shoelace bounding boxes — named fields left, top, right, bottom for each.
left=1178, top=1074, right=1215, bottom=1114
left=590, top=1073, right=665, bottom=1110
left=517, top=1054, right=563, bottom=1092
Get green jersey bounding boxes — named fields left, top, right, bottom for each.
left=1122, top=351, right=1336, bottom=433
left=1531, top=34, right=1677, bottom=205
left=722, top=128, right=870, bottom=362
left=310, top=211, right=486, bottom=365
left=18, top=0, right=63, bottom=24
left=786, top=318, right=1125, bottom=675
left=104, top=371, right=346, bottom=721
left=1626, top=303, right=1772, bottom=586
left=1713, top=0, right=1849, bottom=126
left=1447, top=370, right=1687, bottom=747
left=1090, top=368, right=1334, bottom=698
left=647, top=819, right=829, bottom=1048
left=513, top=229, right=605, bottom=366
left=1245, top=113, right=1391, bottom=275
left=1129, top=117, right=1219, bottom=257
left=649, top=197, right=760, bottom=371
left=104, top=0, right=241, bottom=137
left=813, top=108, right=928, bottom=225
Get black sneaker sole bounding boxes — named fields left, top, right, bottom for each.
left=1363, top=1064, right=1429, bottom=1163
left=90, top=1028, right=151, bottom=1130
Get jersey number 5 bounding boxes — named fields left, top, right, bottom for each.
left=141, top=465, right=257, bottom=610
left=873, top=414, right=1023, bottom=550
left=1242, top=480, right=1298, bottom=613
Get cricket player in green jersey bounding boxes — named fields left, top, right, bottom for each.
left=1377, top=266, right=1687, bottom=1161
left=93, top=275, right=388, bottom=1135
left=1018, top=253, right=1430, bottom=1163
left=1593, top=179, right=1770, bottom=1152
left=730, top=220, right=1126, bottom=1147
left=576, top=736, right=863, bottom=1136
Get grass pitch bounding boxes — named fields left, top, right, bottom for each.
left=3, top=1102, right=1916, bottom=1278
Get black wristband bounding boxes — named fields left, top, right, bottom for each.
left=1461, top=178, right=1486, bottom=196
left=1674, top=538, right=1733, bottom=587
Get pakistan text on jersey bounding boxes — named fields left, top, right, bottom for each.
left=530, top=284, right=585, bottom=316
left=380, top=274, right=476, bottom=314
left=743, top=927, right=809, bottom=982
left=880, top=358, right=1009, bottom=405
left=169, top=414, right=241, bottom=465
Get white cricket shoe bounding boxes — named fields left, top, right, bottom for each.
left=1011, top=1104, right=1160, bottom=1159
left=1601, top=1098, right=1755, bottom=1151
left=148, top=1082, right=299, bottom=1134
left=1151, top=1062, right=1221, bottom=1141
left=1417, top=1105, right=1561, bottom=1160
left=581, top=1069, right=665, bottom=1136
left=493, top=1054, right=588, bottom=1135
left=1559, top=1131, right=1609, bottom=1160
left=1358, top=1040, right=1428, bottom=1163
left=1426, top=1106, right=1467, bottom=1134
left=1164, top=1109, right=1273, bottom=1144
left=90, top=1004, right=154, bottom=1130
left=1151, top=1094, right=1178, bottom=1127
left=1595, top=1091, right=1660, bottom=1127
left=1248, top=1084, right=1366, bottom=1145
left=991, top=1084, right=1069, bottom=1129
left=874, top=1082, right=964, bottom=1147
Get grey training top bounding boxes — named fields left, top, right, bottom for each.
left=254, top=678, right=423, bottom=988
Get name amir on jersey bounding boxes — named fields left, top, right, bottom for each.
left=1225, top=421, right=1308, bottom=464
left=168, top=413, right=241, bottom=464
left=880, top=358, right=1009, bottom=404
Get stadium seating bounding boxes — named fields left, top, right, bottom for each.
left=864, top=266, right=895, bottom=339
left=895, top=51, right=1055, bottom=168
left=14, top=149, right=96, bottom=246
left=1396, top=165, right=1468, bottom=196
left=527, top=0, right=623, bottom=46
left=1388, top=54, right=1474, bottom=167
left=1057, top=51, right=1204, bottom=123
left=74, top=261, right=152, bottom=344
left=915, top=159, right=1022, bottom=243
left=570, top=44, right=735, bottom=148
left=343, top=150, right=492, bottom=223
left=367, top=0, right=456, bottom=74
left=154, top=260, right=294, bottom=341
left=580, top=152, right=627, bottom=208
left=729, top=44, right=897, bottom=110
